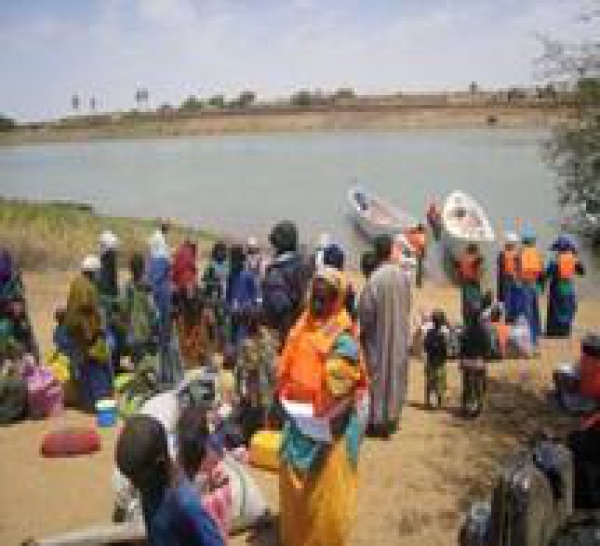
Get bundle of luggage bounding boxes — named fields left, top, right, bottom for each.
left=553, top=334, right=600, bottom=414
left=460, top=437, right=600, bottom=546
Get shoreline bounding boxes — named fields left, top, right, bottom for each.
left=0, top=103, right=576, bottom=147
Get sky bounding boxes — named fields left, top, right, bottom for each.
left=0, top=0, right=595, bottom=121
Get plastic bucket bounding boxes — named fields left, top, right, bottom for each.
left=96, top=398, right=118, bottom=427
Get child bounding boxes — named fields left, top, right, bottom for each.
left=460, top=303, right=492, bottom=418
left=116, top=414, right=224, bottom=546
left=423, top=309, right=449, bottom=409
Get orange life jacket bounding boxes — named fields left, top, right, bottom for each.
left=458, top=253, right=481, bottom=283
left=277, top=309, right=366, bottom=416
left=408, top=231, right=427, bottom=256
left=502, top=248, right=518, bottom=277
left=557, top=252, right=576, bottom=281
left=519, top=247, right=543, bottom=282
left=491, top=320, right=510, bottom=356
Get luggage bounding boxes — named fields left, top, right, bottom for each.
left=249, top=430, right=281, bottom=472
left=489, top=441, right=574, bottom=546
left=0, top=375, right=28, bottom=425
left=41, top=427, right=101, bottom=457
left=24, top=364, right=63, bottom=419
left=580, top=334, right=600, bottom=400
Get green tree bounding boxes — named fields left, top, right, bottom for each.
left=539, top=10, right=599, bottom=221
left=237, top=90, right=256, bottom=108
left=291, top=89, right=312, bottom=107
left=208, top=94, right=225, bottom=108
left=180, top=96, right=204, bottom=111
left=0, top=114, right=16, bottom=132
left=333, top=88, right=356, bottom=101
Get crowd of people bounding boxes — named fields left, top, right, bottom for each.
left=0, top=214, right=596, bottom=546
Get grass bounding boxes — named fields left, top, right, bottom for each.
left=0, top=197, right=216, bottom=270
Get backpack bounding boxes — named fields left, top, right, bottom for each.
left=262, top=254, right=308, bottom=328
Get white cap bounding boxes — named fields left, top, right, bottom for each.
left=99, top=230, right=119, bottom=251
left=247, top=236, right=258, bottom=248
left=81, top=254, right=101, bottom=272
left=317, top=232, right=332, bottom=249
left=505, top=232, right=519, bottom=244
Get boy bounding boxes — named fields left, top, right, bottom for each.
left=423, top=310, right=449, bottom=408
left=460, top=303, right=492, bottom=418
left=115, top=414, right=224, bottom=546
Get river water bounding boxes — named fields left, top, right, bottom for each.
left=0, top=128, right=597, bottom=287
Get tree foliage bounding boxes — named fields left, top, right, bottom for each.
left=540, top=6, right=600, bottom=212
left=180, top=95, right=204, bottom=111
left=0, top=114, right=17, bottom=132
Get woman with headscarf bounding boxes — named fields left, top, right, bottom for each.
left=172, top=241, right=212, bottom=368
left=226, top=244, right=259, bottom=349
left=65, top=255, right=112, bottom=410
left=147, top=230, right=182, bottom=387
left=278, top=267, right=368, bottom=546
left=545, top=235, right=585, bottom=338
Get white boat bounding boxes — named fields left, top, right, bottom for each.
left=348, top=186, right=417, bottom=240
left=441, top=191, right=495, bottom=261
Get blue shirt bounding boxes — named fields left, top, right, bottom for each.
left=143, top=480, right=224, bottom=546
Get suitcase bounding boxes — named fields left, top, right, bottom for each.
left=249, top=430, right=281, bottom=472
left=489, top=442, right=574, bottom=546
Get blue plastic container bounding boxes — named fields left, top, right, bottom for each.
left=96, top=398, right=118, bottom=427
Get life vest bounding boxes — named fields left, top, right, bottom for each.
left=557, top=252, right=576, bottom=281
left=519, top=247, right=543, bottom=282
left=501, top=248, right=518, bottom=278
left=491, top=320, right=510, bottom=356
left=408, top=231, right=427, bottom=256
left=458, top=254, right=481, bottom=283
left=277, top=309, right=364, bottom=416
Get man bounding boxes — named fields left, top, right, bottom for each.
left=407, top=224, right=427, bottom=288
left=456, top=243, right=484, bottom=326
left=496, top=232, right=519, bottom=322
left=358, top=234, right=412, bottom=438
left=261, top=221, right=310, bottom=345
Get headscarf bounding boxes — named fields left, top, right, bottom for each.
left=148, top=230, right=169, bottom=259
left=550, top=234, right=578, bottom=253
left=99, top=230, right=119, bottom=252
left=323, top=243, right=345, bottom=271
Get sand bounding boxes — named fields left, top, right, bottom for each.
left=0, top=270, right=596, bottom=546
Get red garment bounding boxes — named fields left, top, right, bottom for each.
left=172, top=242, right=198, bottom=292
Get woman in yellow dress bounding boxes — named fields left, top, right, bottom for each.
left=277, top=267, right=369, bottom=546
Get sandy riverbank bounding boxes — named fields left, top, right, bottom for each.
left=0, top=104, right=575, bottom=147
left=0, top=270, right=596, bottom=546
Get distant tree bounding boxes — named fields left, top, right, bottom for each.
left=71, top=94, right=80, bottom=113
left=291, top=89, right=313, bottom=107
left=180, top=96, right=204, bottom=111
left=236, top=90, right=256, bottom=108
left=0, top=114, right=17, bottom=132
left=207, top=94, right=225, bottom=108
left=333, top=88, right=356, bottom=101
left=469, top=81, right=479, bottom=95
left=89, top=96, right=97, bottom=112
left=539, top=8, right=600, bottom=221
left=158, top=103, right=174, bottom=112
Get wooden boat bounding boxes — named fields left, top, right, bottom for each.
left=348, top=186, right=417, bottom=240
left=441, top=191, right=495, bottom=262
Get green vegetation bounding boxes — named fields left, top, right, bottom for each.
left=0, top=198, right=216, bottom=270
left=0, top=115, right=17, bottom=132
left=540, top=12, right=599, bottom=232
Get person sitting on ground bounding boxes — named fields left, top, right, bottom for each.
left=115, top=414, right=225, bottom=546
left=460, top=302, right=492, bottom=418
left=423, top=309, right=449, bottom=409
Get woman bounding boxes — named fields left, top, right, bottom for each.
left=202, top=242, right=229, bottom=352
left=278, top=268, right=368, bottom=546
left=545, top=235, right=585, bottom=338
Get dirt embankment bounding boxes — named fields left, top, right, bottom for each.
left=0, top=103, right=576, bottom=146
